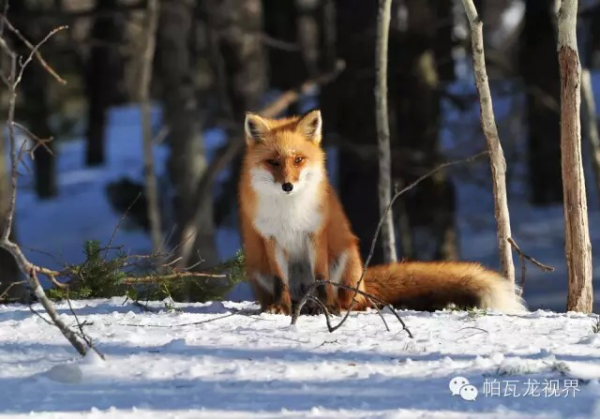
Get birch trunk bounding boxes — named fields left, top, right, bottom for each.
left=461, top=0, right=515, bottom=284
left=375, top=0, right=397, bottom=263
left=557, top=0, right=593, bottom=313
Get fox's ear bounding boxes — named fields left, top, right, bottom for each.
left=296, top=109, right=322, bottom=144
left=244, top=113, right=271, bottom=144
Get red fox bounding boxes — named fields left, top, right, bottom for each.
left=238, top=110, right=526, bottom=315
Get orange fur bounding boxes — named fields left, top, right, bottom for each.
left=239, top=110, right=526, bottom=315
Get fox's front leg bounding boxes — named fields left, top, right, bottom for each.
left=242, top=221, right=290, bottom=314
left=310, top=234, right=340, bottom=315
left=263, top=238, right=292, bottom=315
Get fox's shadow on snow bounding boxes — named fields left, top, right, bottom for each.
left=0, top=334, right=599, bottom=415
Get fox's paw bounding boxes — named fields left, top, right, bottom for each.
left=264, top=303, right=291, bottom=315
left=299, top=300, right=322, bottom=316
left=326, top=301, right=341, bottom=316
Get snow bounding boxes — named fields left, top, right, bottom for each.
left=1, top=298, right=600, bottom=418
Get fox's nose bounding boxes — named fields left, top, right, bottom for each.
left=282, top=182, right=294, bottom=193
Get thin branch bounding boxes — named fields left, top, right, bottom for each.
left=66, top=293, right=105, bottom=360
left=104, top=193, right=141, bottom=259
left=0, top=15, right=67, bottom=85
left=293, top=279, right=413, bottom=337
left=122, top=271, right=226, bottom=284
left=508, top=236, right=555, bottom=294
left=507, top=237, right=555, bottom=272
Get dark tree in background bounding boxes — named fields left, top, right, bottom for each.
left=156, top=0, right=218, bottom=267
left=320, top=0, right=384, bottom=262
left=205, top=0, right=267, bottom=121
left=392, top=0, right=457, bottom=261
left=10, top=0, right=57, bottom=199
left=519, top=0, right=562, bottom=205
left=86, top=0, right=127, bottom=166
left=321, top=0, right=456, bottom=263
left=263, top=0, right=308, bottom=115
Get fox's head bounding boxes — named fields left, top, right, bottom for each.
left=243, top=110, right=326, bottom=196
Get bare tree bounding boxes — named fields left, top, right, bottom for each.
left=519, top=0, right=562, bottom=205
left=461, top=0, right=515, bottom=284
left=557, top=0, right=593, bottom=313
left=139, top=0, right=162, bottom=253
left=374, top=0, right=397, bottom=263
left=86, top=0, right=127, bottom=166
left=0, top=16, right=91, bottom=356
left=581, top=69, right=600, bottom=206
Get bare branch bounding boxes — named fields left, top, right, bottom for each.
left=66, top=294, right=105, bottom=360
left=507, top=237, right=555, bottom=272
left=104, top=193, right=141, bottom=259
left=122, top=271, right=226, bottom=284
left=0, top=15, right=67, bottom=84
left=508, top=237, right=555, bottom=294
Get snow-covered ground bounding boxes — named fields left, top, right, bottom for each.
left=1, top=298, right=600, bottom=418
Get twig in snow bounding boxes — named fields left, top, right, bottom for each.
left=66, top=293, right=105, bottom=360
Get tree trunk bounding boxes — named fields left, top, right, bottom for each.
left=205, top=0, right=267, bottom=121
left=0, top=128, right=22, bottom=301
left=375, top=0, right=397, bottom=263
left=85, top=0, right=127, bottom=166
left=263, top=0, right=307, bottom=99
left=139, top=0, right=162, bottom=253
left=392, top=0, right=457, bottom=261
left=520, top=0, right=562, bottom=205
left=320, top=0, right=384, bottom=263
left=156, top=0, right=218, bottom=269
left=557, top=0, right=594, bottom=313
left=21, top=64, right=57, bottom=199
left=461, top=0, right=516, bottom=284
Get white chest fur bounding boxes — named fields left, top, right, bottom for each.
left=250, top=168, right=324, bottom=260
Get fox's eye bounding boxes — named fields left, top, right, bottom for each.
left=294, top=156, right=304, bottom=164
left=266, top=159, right=279, bottom=167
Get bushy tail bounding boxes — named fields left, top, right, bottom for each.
left=364, top=261, right=526, bottom=314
